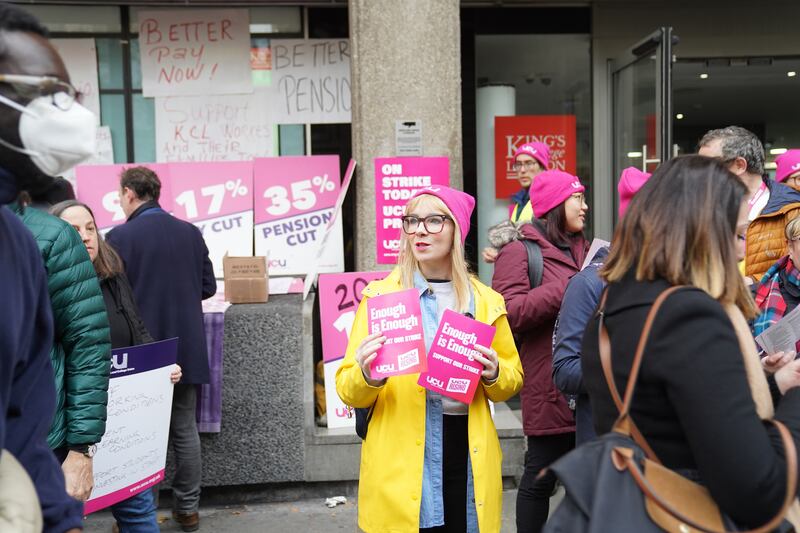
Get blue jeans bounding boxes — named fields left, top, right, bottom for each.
left=111, top=489, right=159, bottom=533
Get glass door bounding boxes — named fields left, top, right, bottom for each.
left=610, top=27, right=676, bottom=218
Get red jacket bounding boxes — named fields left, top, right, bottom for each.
left=491, top=223, right=587, bottom=436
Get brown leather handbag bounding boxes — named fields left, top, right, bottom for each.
left=544, top=286, right=798, bottom=533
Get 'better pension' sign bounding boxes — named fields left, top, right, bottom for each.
left=138, top=9, right=253, bottom=97
left=269, top=39, right=351, bottom=124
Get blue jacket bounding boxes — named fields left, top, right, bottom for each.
left=552, top=248, right=607, bottom=445
left=107, top=202, right=216, bottom=384
left=0, top=169, right=84, bottom=531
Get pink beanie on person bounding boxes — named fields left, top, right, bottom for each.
left=514, top=142, right=550, bottom=169
left=409, top=186, right=475, bottom=244
left=618, top=167, right=651, bottom=218
left=530, top=170, right=585, bottom=218
left=776, top=150, right=800, bottom=183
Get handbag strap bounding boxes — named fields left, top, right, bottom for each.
left=598, top=286, right=686, bottom=463
left=613, top=419, right=798, bottom=533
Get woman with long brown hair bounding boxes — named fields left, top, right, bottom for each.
left=579, top=155, right=800, bottom=528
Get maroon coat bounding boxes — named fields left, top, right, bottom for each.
left=491, top=223, right=587, bottom=436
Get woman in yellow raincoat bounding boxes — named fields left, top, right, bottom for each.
left=336, top=185, right=523, bottom=533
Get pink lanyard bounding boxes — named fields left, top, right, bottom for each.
left=748, top=182, right=768, bottom=210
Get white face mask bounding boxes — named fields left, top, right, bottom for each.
left=0, top=92, right=97, bottom=177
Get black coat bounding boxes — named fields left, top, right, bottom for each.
left=101, top=272, right=154, bottom=349
left=581, top=273, right=800, bottom=528
left=107, top=202, right=216, bottom=384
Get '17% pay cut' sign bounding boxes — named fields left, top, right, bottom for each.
left=254, top=155, right=344, bottom=276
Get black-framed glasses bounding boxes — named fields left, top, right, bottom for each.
left=401, top=214, right=452, bottom=234
left=0, top=74, right=82, bottom=110
left=512, top=160, right=539, bottom=171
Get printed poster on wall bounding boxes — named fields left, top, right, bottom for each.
left=319, top=271, right=389, bottom=429
left=374, top=156, right=450, bottom=264
left=138, top=9, right=253, bottom=97
left=51, top=38, right=101, bottom=123
left=253, top=156, right=344, bottom=276
left=494, top=115, right=577, bottom=199
left=75, top=163, right=174, bottom=233
left=155, top=90, right=274, bottom=163
left=85, top=339, right=177, bottom=514
left=169, top=161, right=254, bottom=276
left=269, top=39, right=351, bottom=124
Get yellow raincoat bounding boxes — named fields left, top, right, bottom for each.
left=336, top=269, right=523, bottom=533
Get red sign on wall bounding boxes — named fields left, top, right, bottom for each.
left=494, top=115, right=577, bottom=199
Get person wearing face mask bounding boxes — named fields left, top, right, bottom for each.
left=482, top=142, right=550, bottom=263
left=491, top=170, right=589, bottom=533
left=0, top=4, right=99, bottom=532
left=0, top=0, right=110, bottom=507
left=336, top=186, right=523, bottom=533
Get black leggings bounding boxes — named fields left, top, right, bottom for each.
left=516, top=433, right=575, bottom=533
left=419, top=415, right=468, bottom=533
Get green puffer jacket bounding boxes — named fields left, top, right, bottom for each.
left=13, top=203, right=111, bottom=449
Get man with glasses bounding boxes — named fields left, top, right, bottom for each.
left=699, top=126, right=800, bottom=283
left=0, top=4, right=103, bottom=532
left=482, top=142, right=550, bottom=263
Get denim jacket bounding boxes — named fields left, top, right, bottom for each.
left=414, top=272, right=479, bottom=532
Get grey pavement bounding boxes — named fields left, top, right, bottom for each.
left=83, top=489, right=535, bottom=532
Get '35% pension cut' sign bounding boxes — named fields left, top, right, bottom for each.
left=254, top=155, right=344, bottom=276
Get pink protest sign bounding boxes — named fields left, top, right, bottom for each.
left=319, top=271, right=390, bottom=430
left=319, top=271, right=391, bottom=364
left=169, top=161, right=254, bottom=275
left=75, top=163, right=173, bottom=231
left=254, top=156, right=344, bottom=276
left=367, top=288, right=427, bottom=379
left=374, top=157, right=449, bottom=264
left=418, top=309, right=496, bottom=404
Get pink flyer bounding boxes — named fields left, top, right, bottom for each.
left=367, top=289, right=426, bottom=379
left=418, top=309, right=496, bottom=404
left=374, top=157, right=449, bottom=264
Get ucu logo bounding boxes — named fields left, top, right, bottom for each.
left=268, top=259, right=287, bottom=268
left=571, top=180, right=582, bottom=189
left=792, top=162, right=800, bottom=171
left=422, top=187, right=441, bottom=193
left=111, top=353, right=128, bottom=370
left=426, top=375, right=445, bottom=388
left=375, top=364, right=396, bottom=373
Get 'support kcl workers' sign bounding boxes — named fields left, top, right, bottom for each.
left=374, top=157, right=450, bottom=264
left=494, top=115, right=577, bottom=199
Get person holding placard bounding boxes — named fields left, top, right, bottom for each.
left=336, top=186, right=523, bottom=533
left=53, top=199, right=184, bottom=533
left=491, top=170, right=589, bottom=533
left=482, top=142, right=549, bottom=264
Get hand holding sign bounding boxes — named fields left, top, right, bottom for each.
left=473, top=344, right=499, bottom=381
left=354, top=331, right=387, bottom=386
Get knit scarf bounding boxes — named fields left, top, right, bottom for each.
left=754, top=255, right=800, bottom=337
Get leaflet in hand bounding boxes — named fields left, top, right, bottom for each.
left=418, top=309, right=496, bottom=404
left=755, top=303, right=800, bottom=354
left=581, top=238, right=611, bottom=271
left=367, top=288, right=427, bottom=379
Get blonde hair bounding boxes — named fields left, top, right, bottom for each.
left=398, top=195, right=472, bottom=313
left=785, top=216, right=800, bottom=241
left=602, top=155, right=757, bottom=318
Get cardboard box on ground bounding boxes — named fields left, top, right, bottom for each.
left=223, top=254, right=269, bottom=304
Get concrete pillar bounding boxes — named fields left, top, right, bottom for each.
left=349, top=0, right=463, bottom=272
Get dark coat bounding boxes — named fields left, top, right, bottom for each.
left=101, top=272, right=154, bottom=348
left=13, top=202, right=111, bottom=449
left=107, top=202, right=216, bottom=384
left=491, top=223, right=587, bottom=435
left=581, top=274, right=800, bottom=528
left=0, top=169, right=83, bottom=530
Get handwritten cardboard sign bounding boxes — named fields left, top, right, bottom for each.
left=155, top=89, right=274, bottom=162
left=374, top=156, right=450, bottom=264
left=269, top=39, right=351, bottom=124
left=85, top=339, right=178, bottom=514
left=367, top=289, right=426, bottom=379
left=138, top=9, right=253, bottom=97
left=418, top=310, right=496, bottom=404
left=319, top=271, right=390, bottom=429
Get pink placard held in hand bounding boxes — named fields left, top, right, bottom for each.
left=418, top=309, right=496, bottom=404
left=367, top=288, right=426, bottom=379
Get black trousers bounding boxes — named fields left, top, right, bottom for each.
left=419, top=415, right=468, bottom=533
left=516, top=432, right=575, bottom=533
